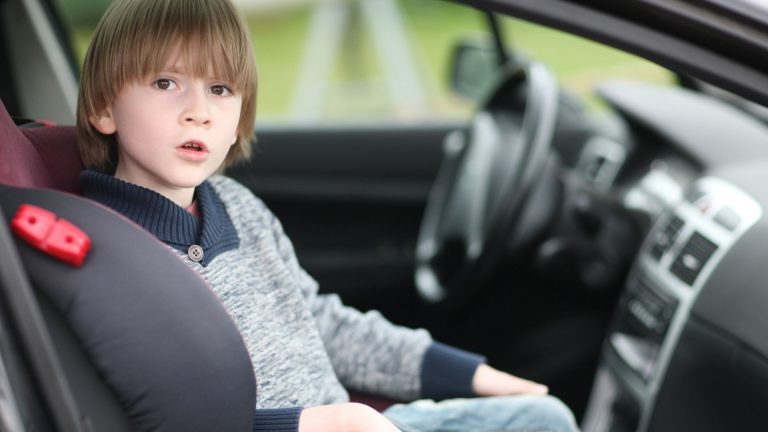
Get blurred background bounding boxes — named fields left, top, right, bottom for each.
left=53, top=0, right=672, bottom=124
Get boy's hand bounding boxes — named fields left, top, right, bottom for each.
left=299, top=403, right=401, bottom=432
left=472, top=363, right=549, bottom=396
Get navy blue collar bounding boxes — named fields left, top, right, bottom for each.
left=79, top=170, right=239, bottom=266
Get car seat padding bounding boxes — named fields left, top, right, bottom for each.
left=0, top=185, right=256, bottom=432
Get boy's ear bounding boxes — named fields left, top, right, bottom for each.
left=90, top=106, right=117, bottom=135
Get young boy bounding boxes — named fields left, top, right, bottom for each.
left=75, top=0, right=579, bottom=431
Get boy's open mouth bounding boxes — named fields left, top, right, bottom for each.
left=179, top=141, right=207, bottom=152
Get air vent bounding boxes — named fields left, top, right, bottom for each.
left=650, top=216, right=684, bottom=260
left=670, top=231, right=718, bottom=285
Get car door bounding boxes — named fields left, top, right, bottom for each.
left=229, top=124, right=452, bottom=310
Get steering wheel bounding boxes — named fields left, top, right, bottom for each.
left=415, top=61, right=560, bottom=305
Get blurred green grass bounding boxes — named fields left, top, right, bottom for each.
left=64, top=0, right=671, bottom=121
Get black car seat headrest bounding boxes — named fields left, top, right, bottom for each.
left=0, top=186, right=256, bottom=430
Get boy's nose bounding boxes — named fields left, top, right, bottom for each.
left=181, top=88, right=211, bottom=127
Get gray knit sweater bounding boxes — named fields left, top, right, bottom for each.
left=80, top=171, right=484, bottom=431
left=201, top=175, right=435, bottom=405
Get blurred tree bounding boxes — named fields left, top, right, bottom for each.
left=54, top=0, right=111, bottom=27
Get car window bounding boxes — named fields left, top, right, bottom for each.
left=499, top=17, right=674, bottom=108
left=54, top=0, right=673, bottom=125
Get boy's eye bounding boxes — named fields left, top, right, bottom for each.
left=210, top=85, right=233, bottom=96
left=153, top=78, right=177, bottom=90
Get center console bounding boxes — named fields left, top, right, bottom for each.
left=581, top=176, right=762, bottom=432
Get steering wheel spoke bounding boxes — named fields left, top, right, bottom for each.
left=416, top=61, right=560, bottom=306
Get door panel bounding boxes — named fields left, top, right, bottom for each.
left=226, top=123, right=464, bottom=309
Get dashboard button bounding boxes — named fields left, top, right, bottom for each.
left=670, top=231, right=718, bottom=286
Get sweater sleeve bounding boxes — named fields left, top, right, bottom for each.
left=308, top=291, right=432, bottom=400
left=261, top=198, right=486, bottom=401
left=420, top=341, right=485, bottom=400
left=253, top=407, right=302, bottom=432
left=257, top=203, right=428, bottom=399
left=213, top=175, right=486, bottom=401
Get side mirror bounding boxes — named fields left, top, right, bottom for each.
left=449, top=37, right=502, bottom=102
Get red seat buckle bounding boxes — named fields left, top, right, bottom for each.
left=11, top=204, right=91, bottom=267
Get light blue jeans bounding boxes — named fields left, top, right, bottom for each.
left=383, top=395, right=579, bottom=432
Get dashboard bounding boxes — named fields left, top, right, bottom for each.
left=577, top=81, right=768, bottom=431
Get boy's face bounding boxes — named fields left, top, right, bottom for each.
left=91, top=59, right=242, bottom=206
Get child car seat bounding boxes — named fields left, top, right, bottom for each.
left=0, top=100, right=256, bottom=431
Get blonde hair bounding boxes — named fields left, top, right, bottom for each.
left=76, top=0, right=257, bottom=171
